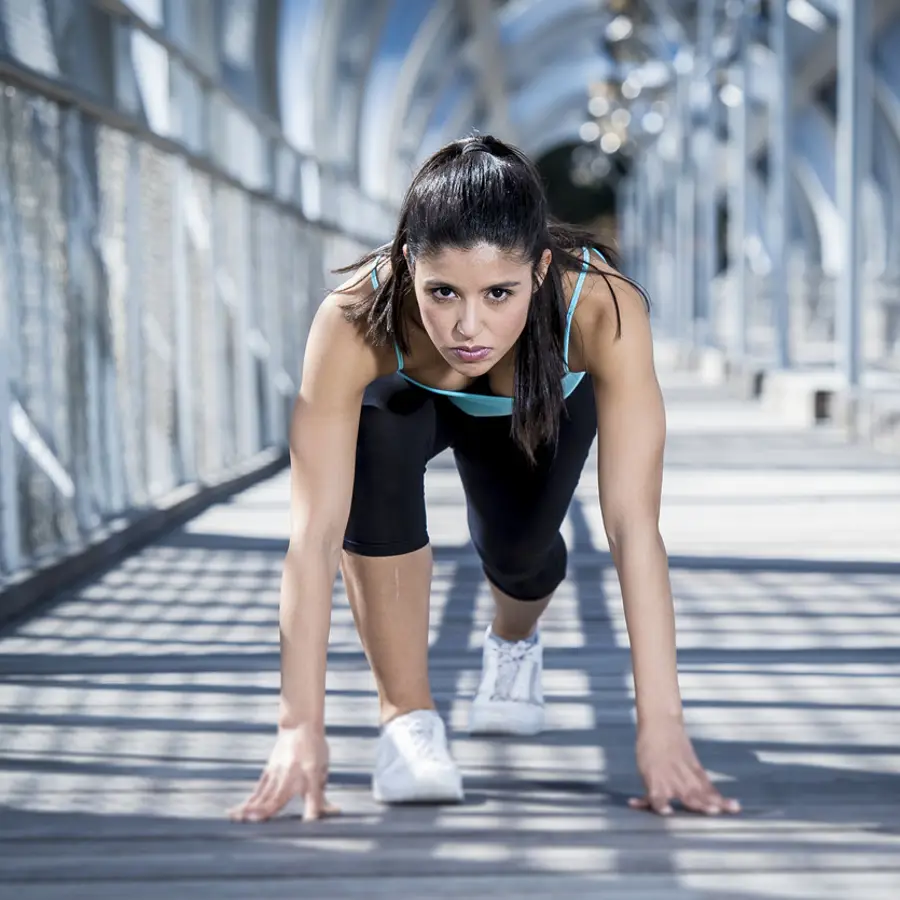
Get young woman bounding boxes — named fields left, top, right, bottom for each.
left=230, top=135, right=740, bottom=822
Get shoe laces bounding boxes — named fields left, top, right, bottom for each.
left=403, top=713, right=444, bottom=762
left=491, top=638, right=535, bottom=702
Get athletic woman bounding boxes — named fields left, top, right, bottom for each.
left=229, top=135, right=741, bottom=822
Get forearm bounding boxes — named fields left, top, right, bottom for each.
left=277, top=535, right=341, bottom=731
left=608, top=523, right=683, bottom=727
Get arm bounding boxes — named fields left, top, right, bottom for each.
left=279, top=294, right=382, bottom=730
left=230, top=276, right=386, bottom=823
left=580, top=280, right=680, bottom=727
left=580, top=272, right=740, bottom=817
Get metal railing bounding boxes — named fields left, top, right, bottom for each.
left=0, top=76, right=386, bottom=594
left=622, top=3, right=900, bottom=394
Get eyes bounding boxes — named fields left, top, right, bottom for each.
left=430, top=286, right=512, bottom=304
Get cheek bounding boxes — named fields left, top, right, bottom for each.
left=494, top=300, right=530, bottom=342
left=417, top=304, right=441, bottom=331
left=417, top=303, right=453, bottom=340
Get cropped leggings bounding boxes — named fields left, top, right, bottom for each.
left=343, top=373, right=597, bottom=600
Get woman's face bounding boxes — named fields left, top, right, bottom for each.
left=405, top=243, right=551, bottom=375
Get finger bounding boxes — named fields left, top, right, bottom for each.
left=629, top=795, right=674, bottom=815
left=675, top=775, right=720, bottom=814
left=690, top=777, right=730, bottom=816
left=265, top=780, right=299, bottom=821
left=647, top=791, right=674, bottom=816
left=681, top=787, right=720, bottom=816
left=692, top=786, right=741, bottom=816
left=229, top=772, right=272, bottom=821
left=690, top=772, right=740, bottom=814
left=321, top=798, right=341, bottom=817
left=304, top=794, right=322, bottom=821
left=688, top=764, right=740, bottom=813
left=303, top=772, right=331, bottom=821
left=241, top=769, right=294, bottom=822
left=254, top=768, right=300, bottom=821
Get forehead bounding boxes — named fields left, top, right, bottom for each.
left=416, top=244, right=529, bottom=280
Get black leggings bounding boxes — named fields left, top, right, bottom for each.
left=343, top=373, right=597, bottom=600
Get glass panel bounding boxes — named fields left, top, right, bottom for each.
left=2, top=0, right=60, bottom=76
left=137, top=144, right=177, bottom=495
left=97, top=124, right=146, bottom=507
left=170, top=57, right=206, bottom=154
left=120, top=0, right=164, bottom=30
left=130, top=30, right=172, bottom=137
left=164, top=0, right=217, bottom=75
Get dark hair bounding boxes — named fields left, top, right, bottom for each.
left=335, top=134, right=649, bottom=463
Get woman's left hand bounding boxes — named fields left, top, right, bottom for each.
left=628, top=719, right=741, bottom=817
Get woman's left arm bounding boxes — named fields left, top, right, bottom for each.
left=581, top=272, right=740, bottom=818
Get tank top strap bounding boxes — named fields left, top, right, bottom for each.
left=562, top=246, right=609, bottom=369
left=563, top=247, right=591, bottom=369
left=368, top=258, right=404, bottom=371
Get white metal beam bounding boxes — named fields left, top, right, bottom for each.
left=836, top=0, right=872, bottom=392
left=460, top=0, right=515, bottom=141
left=0, top=97, right=23, bottom=575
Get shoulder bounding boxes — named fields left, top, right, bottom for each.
left=332, top=252, right=392, bottom=297
left=563, top=250, right=654, bottom=382
left=302, top=257, right=396, bottom=388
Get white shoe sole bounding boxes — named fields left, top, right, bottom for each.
left=468, top=699, right=545, bottom=736
left=372, top=771, right=465, bottom=805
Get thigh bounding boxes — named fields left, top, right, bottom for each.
left=451, top=375, right=597, bottom=573
left=343, top=374, right=450, bottom=557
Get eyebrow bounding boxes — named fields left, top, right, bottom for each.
left=422, top=278, right=522, bottom=289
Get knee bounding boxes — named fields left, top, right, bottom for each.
left=478, top=531, right=568, bottom=601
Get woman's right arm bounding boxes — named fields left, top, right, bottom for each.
left=230, top=283, right=385, bottom=823
left=277, top=292, right=381, bottom=730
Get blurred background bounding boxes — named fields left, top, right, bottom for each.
left=0, top=0, right=897, bottom=609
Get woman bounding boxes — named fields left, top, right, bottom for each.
left=230, top=135, right=740, bottom=822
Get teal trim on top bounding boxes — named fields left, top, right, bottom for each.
left=372, top=246, right=604, bottom=417
left=563, top=246, right=592, bottom=369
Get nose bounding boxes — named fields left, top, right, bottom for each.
left=456, top=301, right=482, bottom=341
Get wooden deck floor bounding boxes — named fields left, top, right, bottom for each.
left=1, top=365, right=899, bottom=899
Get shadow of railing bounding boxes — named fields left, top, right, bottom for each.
left=1, top=487, right=899, bottom=896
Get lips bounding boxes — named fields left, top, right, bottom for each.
left=451, top=346, right=491, bottom=363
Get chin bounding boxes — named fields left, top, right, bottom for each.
left=446, top=354, right=493, bottom=375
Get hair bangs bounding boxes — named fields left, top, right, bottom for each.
left=405, top=151, right=545, bottom=261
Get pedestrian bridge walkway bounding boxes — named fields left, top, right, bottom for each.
left=1, top=362, right=899, bottom=899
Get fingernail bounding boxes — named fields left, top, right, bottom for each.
left=706, top=806, right=721, bottom=816
left=662, top=806, right=673, bottom=816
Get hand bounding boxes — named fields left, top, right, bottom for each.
left=229, top=724, right=340, bottom=823
left=628, top=719, right=740, bottom=817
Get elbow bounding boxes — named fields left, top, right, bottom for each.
left=603, top=510, right=662, bottom=556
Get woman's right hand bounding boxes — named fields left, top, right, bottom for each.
left=228, top=724, right=339, bottom=823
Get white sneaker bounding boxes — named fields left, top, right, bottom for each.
left=468, top=626, right=545, bottom=736
left=372, top=709, right=464, bottom=804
